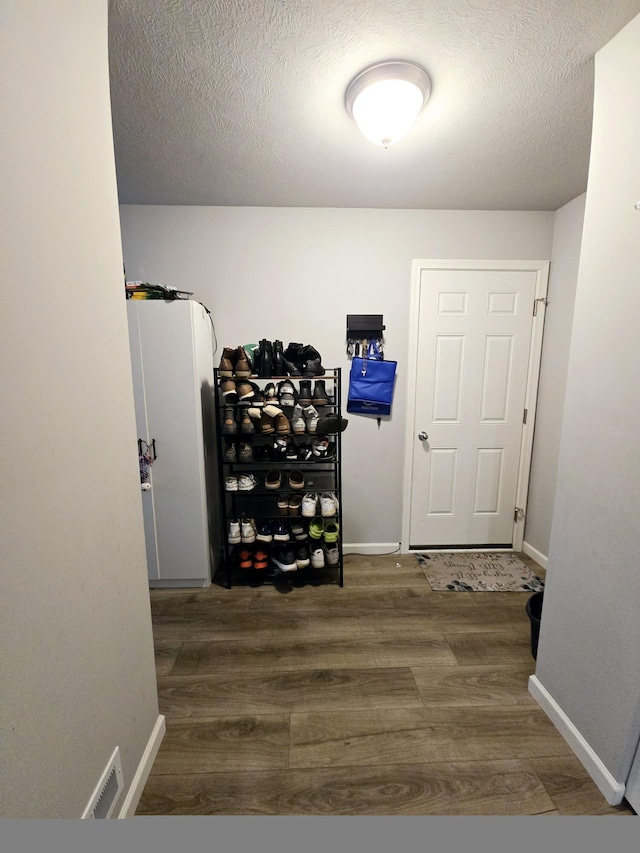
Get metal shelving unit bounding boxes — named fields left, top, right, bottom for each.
left=213, top=368, right=344, bottom=588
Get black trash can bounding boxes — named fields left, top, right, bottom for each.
left=526, top=592, right=544, bottom=660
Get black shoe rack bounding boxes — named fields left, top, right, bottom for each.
left=213, top=369, right=344, bottom=588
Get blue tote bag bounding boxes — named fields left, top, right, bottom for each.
left=347, top=340, right=397, bottom=416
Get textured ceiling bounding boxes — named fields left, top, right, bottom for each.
left=108, top=0, right=640, bottom=210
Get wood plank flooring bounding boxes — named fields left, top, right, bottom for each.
left=137, top=553, right=635, bottom=815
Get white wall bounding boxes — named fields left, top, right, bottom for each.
left=524, top=193, right=585, bottom=563
left=0, top=2, right=160, bottom=817
left=119, top=206, right=554, bottom=548
left=533, top=12, right=640, bottom=793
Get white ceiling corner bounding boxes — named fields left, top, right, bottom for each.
left=108, top=0, right=640, bottom=210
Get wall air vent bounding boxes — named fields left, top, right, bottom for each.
left=82, top=746, right=124, bottom=819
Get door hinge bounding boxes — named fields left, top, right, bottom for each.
left=533, top=298, right=549, bottom=316
left=514, top=507, right=525, bottom=523
left=523, top=408, right=528, bottom=424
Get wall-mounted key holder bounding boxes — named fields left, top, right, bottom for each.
left=346, top=314, right=386, bottom=358
left=346, top=314, right=385, bottom=338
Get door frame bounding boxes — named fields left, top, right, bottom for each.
left=401, top=259, right=550, bottom=553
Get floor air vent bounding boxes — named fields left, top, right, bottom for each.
left=82, top=746, right=124, bottom=819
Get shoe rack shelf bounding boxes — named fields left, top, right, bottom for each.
left=213, top=369, right=344, bottom=588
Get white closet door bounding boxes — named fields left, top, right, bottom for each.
left=136, top=301, right=210, bottom=582
left=127, top=303, right=159, bottom=580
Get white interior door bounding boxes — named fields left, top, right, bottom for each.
left=405, top=261, right=548, bottom=549
left=136, top=302, right=210, bottom=582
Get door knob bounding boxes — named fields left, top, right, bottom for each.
left=418, top=431, right=429, bottom=441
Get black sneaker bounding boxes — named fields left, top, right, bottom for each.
left=286, top=441, right=299, bottom=461
left=223, top=441, right=237, bottom=463
left=297, top=443, right=313, bottom=461
left=253, top=444, right=270, bottom=462
left=256, top=521, right=273, bottom=543
left=290, top=519, right=308, bottom=541
left=272, top=436, right=289, bottom=459
left=273, top=520, right=290, bottom=542
left=272, top=545, right=297, bottom=573
left=294, top=543, right=310, bottom=569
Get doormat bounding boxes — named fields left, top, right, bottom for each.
left=415, top=552, right=545, bottom=592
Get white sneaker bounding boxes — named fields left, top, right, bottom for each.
left=240, top=518, right=256, bottom=543
left=291, top=404, right=306, bottom=434
left=324, top=544, right=339, bottom=566
left=238, top=473, right=257, bottom=491
left=303, top=404, right=319, bottom=434
left=301, top=492, right=318, bottom=517
left=310, top=545, right=325, bottom=568
left=225, top=475, right=238, bottom=491
left=228, top=519, right=241, bottom=544
left=320, top=492, right=338, bottom=517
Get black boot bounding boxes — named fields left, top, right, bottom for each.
left=282, top=342, right=303, bottom=376
left=273, top=340, right=285, bottom=377
left=299, top=345, right=324, bottom=377
left=312, top=379, right=329, bottom=405
left=298, top=380, right=312, bottom=406
left=259, top=339, right=273, bottom=378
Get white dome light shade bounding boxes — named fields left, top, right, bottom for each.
left=345, top=61, right=431, bottom=148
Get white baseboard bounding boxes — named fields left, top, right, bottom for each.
left=343, top=542, right=401, bottom=556
left=117, top=715, right=166, bottom=819
left=528, top=676, right=625, bottom=805
left=522, top=541, right=548, bottom=570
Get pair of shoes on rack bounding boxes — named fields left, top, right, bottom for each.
left=220, top=378, right=263, bottom=405
left=224, top=441, right=254, bottom=463
left=237, top=545, right=269, bottom=570
left=282, top=343, right=325, bottom=377
left=309, top=542, right=340, bottom=569
left=264, top=469, right=304, bottom=490
left=291, top=404, right=319, bottom=434
left=225, top=473, right=258, bottom=491
left=219, top=346, right=251, bottom=379
left=228, top=517, right=258, bottom=544
left=277, top=494, right=302, bottom=516
left=308, top=516, right=339, bottom=542
left=301, top=493, right=338, bottom=517
left=256, top=519, right=297, bottom=542
left=271, top=542, right=310, bottom=572
left=247, top=404, right=290, bottom=434
left=276, top=379, right=297, bottom=407
left=221, top=404, right=259, bottom=435
left=297, top=379, right=330, bottom=406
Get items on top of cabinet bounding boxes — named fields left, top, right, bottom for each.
left=125, top=281, right=193, bottom=300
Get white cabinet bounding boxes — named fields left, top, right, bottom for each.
left=127, top=299, right=220, bottom=587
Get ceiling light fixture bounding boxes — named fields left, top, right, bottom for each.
left=345, top=60, right=432, bottom=149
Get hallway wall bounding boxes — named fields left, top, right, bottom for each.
left=524, top=193, right=585, bottom=564
left=120, top=205, right=553, bottom=548
left=1, top=0, right=160, bottom=817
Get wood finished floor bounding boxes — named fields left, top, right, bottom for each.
left=137, top=553, right=635, bottom=816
